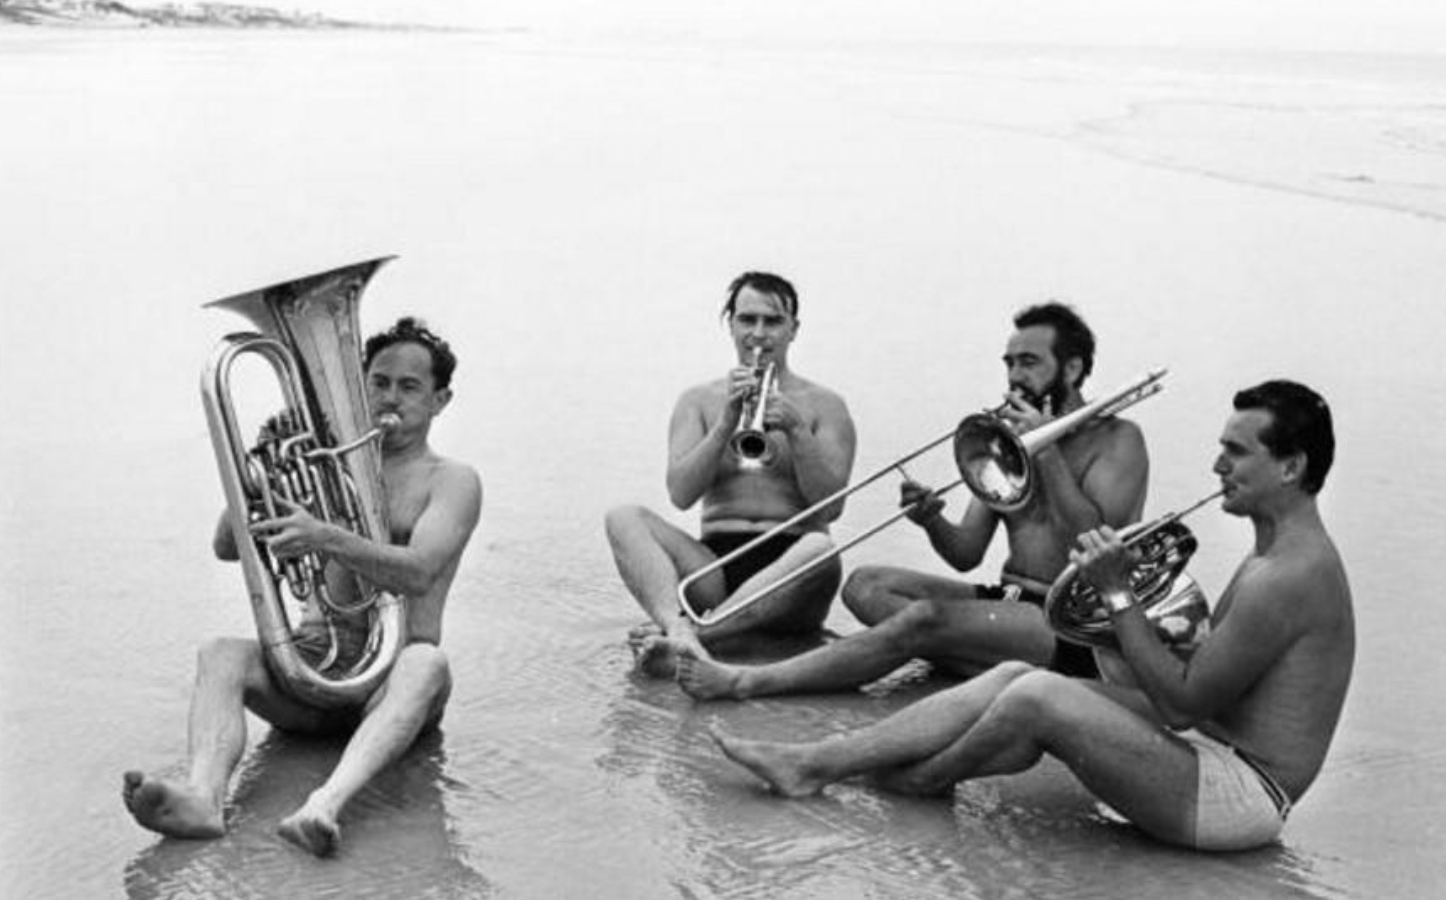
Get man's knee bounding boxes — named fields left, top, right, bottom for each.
left=841, top=565, right=894, bottom=615
left=604, top=504, right=650, bottom=540
left=992, top=668, right=1076, bottom=728
left=197, top=636, right=261, bottom=680
left=390, top=644, right=452, bottom=697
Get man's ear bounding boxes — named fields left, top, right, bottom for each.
left=1280, top=450, right=1307, bottom=487
left=432, top=387, right=454, bottom=416
left=1063, top=356, right=1084, bottom=387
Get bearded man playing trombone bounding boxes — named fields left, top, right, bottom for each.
left=677, top=302, right=1147, bottom=699
left=605, top=271, right=857, bottom=677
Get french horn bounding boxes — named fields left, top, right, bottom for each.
left=200, top=257, right=405, bottom=708
left=1044, top=490, right=1223, bottom=651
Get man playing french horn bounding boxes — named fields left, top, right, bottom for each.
left=123, top=317, right=482, bottom=858
left=677, top=302, right=1147, bottom=699
left=605, top=271, right=857, bottom=677
left=708, top=380, right=1354, bottom=853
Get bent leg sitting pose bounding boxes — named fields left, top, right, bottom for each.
left=713, top=381, right=1355, bottom=851
left=124, top=317, right=482, bottom=857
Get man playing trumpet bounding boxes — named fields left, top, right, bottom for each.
left=606, top=272, right=857, bottom=676
left=122, top=318, right=482, bottom=857
left=677, top=302, right=1147, bottom=699
left=710, top=380, right=1353, bottom=852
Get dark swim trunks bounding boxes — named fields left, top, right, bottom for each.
left=290, top=617, right=371, bottom=670
left=701, top=530, right=804, bottom=594
left=976, top=583, right=1100, bottom=679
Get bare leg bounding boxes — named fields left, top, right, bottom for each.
left=123, top=637, right=308, bottom=839
left=677, top=579, right=1053, bottom=700
left=695, top=533, right=840, bottom=641
left=605, top=505, right=722, bottom=675
left=878, top=671, right=1198, bottom=842
left=277, top=644, right=451, bottom=857
left=711, top=662, right=1036, bottom=794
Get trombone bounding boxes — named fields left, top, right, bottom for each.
left=677, top=368, right=1168, bottom=626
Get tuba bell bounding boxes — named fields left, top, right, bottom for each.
left=1044, top=490, right=1223, bottom=651
left=200, top=257, right=405, bottom=709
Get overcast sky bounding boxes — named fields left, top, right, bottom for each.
left=273, top=0, right=1446, bottom=54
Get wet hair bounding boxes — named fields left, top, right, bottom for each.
left=1233, top=380, right=1335, bottom=494
left=720, top=271, right=799, bottom=321
left=1013, top=302, right=1095, bottom=387
left=363, top=317, right=457, bottom=390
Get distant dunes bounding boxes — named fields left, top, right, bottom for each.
left=0, top=0, right=387, bottom=29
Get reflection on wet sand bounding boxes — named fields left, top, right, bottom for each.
left=123, top=729, right=490, bottom=900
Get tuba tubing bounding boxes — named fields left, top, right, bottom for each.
left=200, top=258, right=406, bottom=709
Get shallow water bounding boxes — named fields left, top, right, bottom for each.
left=1, top=28, right=1444, bottom=899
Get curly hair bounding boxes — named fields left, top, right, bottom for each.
left=363, top=317, right=457, bottom=390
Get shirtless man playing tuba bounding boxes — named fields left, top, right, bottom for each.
left=123, top=317, right=482, bottom=857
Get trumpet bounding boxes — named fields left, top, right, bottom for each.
left=730, top=347, right=777, bottom=468
left=677, top=368, right=1169, bottom=626
left=1044, top=489, right=1223, bottom=651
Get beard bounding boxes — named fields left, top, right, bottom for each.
left=1012, top=371, right=1070, bottom=413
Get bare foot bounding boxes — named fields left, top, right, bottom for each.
left=277, top=800, right=341, bottom=858
left=633, top=634, right=687, bottom=678
left=632, top=624, right=709, bottom=679
left=709, top=726, right=826, bottom=797
left=675, top=647, right=748, bottom=701
left=122, top=771, right=225, bottom=839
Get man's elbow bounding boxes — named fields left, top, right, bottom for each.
left=212, top=532, right=240, bottom=562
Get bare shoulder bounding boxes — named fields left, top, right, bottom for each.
left=1235, top=534, right=1351, bottom=631
left=426, top=453, right=483, bottom=512
left=787, top=375, right=851, bottom=417
left=675, top=377, right=727, bottom=412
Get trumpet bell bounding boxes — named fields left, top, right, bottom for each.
left=1045, top=519, right=1212, bottom=650
left=953, top=414, right=1032, bottom=512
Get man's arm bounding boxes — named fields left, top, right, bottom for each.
left=213, top=512, right=240, bottom=561
left=1082, top=536, right=1306, bottom=728
left=777, top=389, right=856, bottom=519
left=666, top=386, right=736, bottom=509
left=906, top=486, right=1000, bottom=573
left=253, top=463, right=482, bottom=598
left=1038, top=420, right=1149, bottom=537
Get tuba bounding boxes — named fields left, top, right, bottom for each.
left=200, top=257, right=405, bottom=709
left=1044, top=490, right=1222, bottom=651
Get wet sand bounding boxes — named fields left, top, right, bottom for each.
left=2, top=27, right=1444, bottom=899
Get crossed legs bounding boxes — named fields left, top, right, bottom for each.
left=676, top=565, right=1057, bottom=699
left=123, top=638, right=450, bottom=856
left=604, top=504, right=839, bottom=676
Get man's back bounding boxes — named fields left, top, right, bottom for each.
left=1203, top=521, right=1354, bottom=799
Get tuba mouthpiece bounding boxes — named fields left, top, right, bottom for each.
left=377, top=413, right=402, bottom=432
